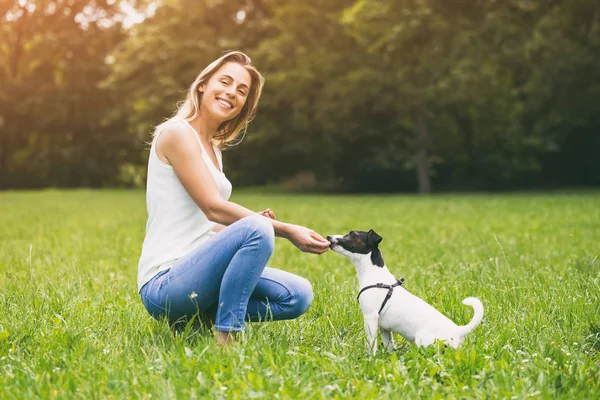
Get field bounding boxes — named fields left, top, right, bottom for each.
left=0, top=190, right=598, bottom=399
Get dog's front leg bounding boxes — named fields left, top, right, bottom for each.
left=364, top=315, right=379, bottom=356
left=380, top=329, right=395, bottom=353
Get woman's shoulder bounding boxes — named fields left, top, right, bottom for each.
left=155, top=120, right=192, bottom=142
left=156, top=119, right=188, bottom=135
left=154, top=120, right=199, bottom=156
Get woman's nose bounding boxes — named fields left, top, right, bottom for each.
left=224, top=86, right=235, bottom=97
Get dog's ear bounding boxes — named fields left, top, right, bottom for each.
left=367, top=229, right=382, bottom=247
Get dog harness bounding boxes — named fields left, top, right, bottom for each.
left=357, top=278, right=406, bottom=315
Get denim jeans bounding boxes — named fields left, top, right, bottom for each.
left=139, top=214, right=314, bottom=332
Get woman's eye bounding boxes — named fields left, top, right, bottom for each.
left=238, top=90, right=246, bottom=96
left=220, top=80, right=229, bottom=85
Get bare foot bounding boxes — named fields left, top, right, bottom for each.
left=215, top=330, right=239, bottom=346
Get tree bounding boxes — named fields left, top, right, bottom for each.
left=0, top=0, right=126, bottom=187
left=103, top=0, right=274, bottom=178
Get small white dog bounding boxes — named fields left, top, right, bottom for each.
left=328, top=230, right=483, bottom=355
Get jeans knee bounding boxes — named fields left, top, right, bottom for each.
left=243, top=214, right=275, bottom=252
left=291, top=277, right=314, bottom=317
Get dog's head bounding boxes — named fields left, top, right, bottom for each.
left=327, top=230, right=384, bottom=267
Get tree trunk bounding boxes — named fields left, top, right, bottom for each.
left=0, top=131, right=6, bottom=188
left=415, top=107, right=431, bottom=194
left=452, top=108, right=478, bottom=185
left=0, top=113, right=12, bottom=188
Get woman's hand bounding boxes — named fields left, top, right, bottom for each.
left=285, top=224, right=330, bottom=254
left=259, top=208, right=276, bottom=220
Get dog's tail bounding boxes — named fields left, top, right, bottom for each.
left=456, top=297, right=484, bottom=337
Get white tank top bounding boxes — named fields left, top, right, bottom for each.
left=137, top=120, right=232, bottom=291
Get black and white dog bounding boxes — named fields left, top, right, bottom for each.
left=328, top=230, right=484, bottom=355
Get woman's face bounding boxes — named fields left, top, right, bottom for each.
left=200, top=62, right=252, bottom=123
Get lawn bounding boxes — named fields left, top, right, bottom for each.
left=0, top=190, right=598, bottom=399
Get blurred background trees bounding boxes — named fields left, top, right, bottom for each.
left=1, top=0, right=598, bottom=192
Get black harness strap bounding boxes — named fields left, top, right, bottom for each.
left=357, top=278, right=406, bottom=315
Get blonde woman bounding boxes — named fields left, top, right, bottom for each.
left=137, top=51, right=330, bottom=345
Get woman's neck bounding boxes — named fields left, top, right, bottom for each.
left=188, top=114, right=220, bottom=143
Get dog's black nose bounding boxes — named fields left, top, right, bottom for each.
left=326, top=236, right=336, bottom=248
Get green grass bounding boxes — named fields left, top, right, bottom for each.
left=1, top=189, right=599, bottom=399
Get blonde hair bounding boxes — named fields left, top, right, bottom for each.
left=155, top=51, right=264, bottom=149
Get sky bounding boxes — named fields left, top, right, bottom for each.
left=119, top=0, right=157, bottom=29
left=5, top=0, right=157, bottom=29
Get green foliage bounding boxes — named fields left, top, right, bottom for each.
left=0, top=0, right=132, bottom=187
left=1, top=0, right=599, bottom=191
left=339, top=0, right=600, bottom=191
left=0, top=190, right=599, bottom=397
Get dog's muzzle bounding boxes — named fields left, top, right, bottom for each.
left=326, top=236, right=336, bottom=248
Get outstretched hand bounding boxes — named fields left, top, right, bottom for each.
left=257, top=210, right=329, bottom=254
left=286, top=224, right=330, bottom=255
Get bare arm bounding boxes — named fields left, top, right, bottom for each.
left=158, top=124, right=329, bottom=253
left=213, top=211, right=274, bottom=233
left=212, top=223, right=226, bottom=233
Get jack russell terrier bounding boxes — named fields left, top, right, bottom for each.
left=327, top=230, right=483, bottom=355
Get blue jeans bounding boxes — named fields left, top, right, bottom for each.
left=139, top=214, right=314, bottom=332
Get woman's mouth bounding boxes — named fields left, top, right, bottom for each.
left=216, top=97, right=233, bottom=109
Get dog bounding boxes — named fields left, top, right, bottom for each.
left=327, top=230, right=484, bottom=355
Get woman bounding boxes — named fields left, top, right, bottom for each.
left=137, top=51, right=330, bottom=345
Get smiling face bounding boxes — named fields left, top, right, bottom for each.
left=199, top=62, right=252, bottom=123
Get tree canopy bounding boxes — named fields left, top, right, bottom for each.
left=1, top=0, right=598, bottom=191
